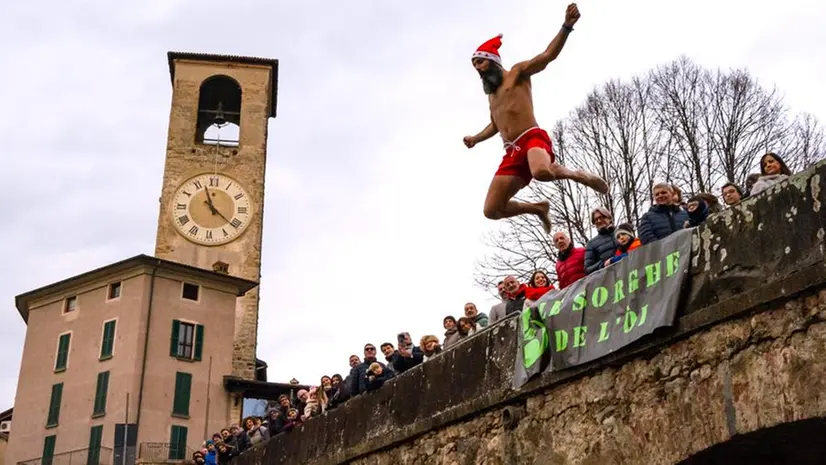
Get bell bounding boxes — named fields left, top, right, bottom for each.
left=213, top=101, right=227, bottom=126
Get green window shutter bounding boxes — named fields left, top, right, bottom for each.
left=170, top=320, right=181, bottom=357
left=193, top=324, right=204, bottom=361
left=87, top=425, right=103, bottom=465
left=100, top=321, right=116, bottom=359
left=93, top=371, right=110, bottom=416
left=55, top=333, right=71, bottom=371
left=172, top=372, right=192, bottom=416
left=168, top=425, right=188, bottom=460
left=46, top=383, right=63, bottom=427
left=42, top=435, right=56, bottom=465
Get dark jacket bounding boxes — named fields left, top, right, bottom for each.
left=351, top=357, right=386, bottom=395
left=584, top=227, right=618, bottom=275
left=556, top=245, right=586, bottom=288
left=365, top=369, right=395, bottom=391
left=638, top=205, right=689, bottom=244
left=391, top=347, right=424, bottom=373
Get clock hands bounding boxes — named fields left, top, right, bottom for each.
left=203, top=186, right=233, bottom=225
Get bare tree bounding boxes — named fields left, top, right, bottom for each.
left=475, top=55, right=826, bottom=292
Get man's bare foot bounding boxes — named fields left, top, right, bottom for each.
left=536, top=201, right=552, bottom=234
left=582, top=172, right=610, bottom=194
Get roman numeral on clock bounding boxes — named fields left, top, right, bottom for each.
left=178, top=215, right=189, bottom=226
left=193, top=180, right=202, bottom=189
left=176, top=203, right=187, bottom=210
left=234, top=193, right=244, bottom=200
left=209, top=177, right=219, bottom=187
left=230, top=218, right=242, bottom=229
left=237, top=206, right=247, bottom=215
left=205, top=230, right=213, bottom=239
left=188, top=225, right=199, bottom=235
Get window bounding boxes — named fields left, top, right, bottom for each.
left=64, top=296, right=77, bottom=313
left=108, top=282, right=122, bottom=300
left=92, top=371, right=110, bottom=417
left=87, top=425, right=103, bottom=465
left=42, top=435, right=56, bottom=465
left=182, top=283, right=200, bottom=301
left=170, top=320, right=204, bottom=361
left=172, top=372, right=192, bottom=417
left=169, top=425, right=188, bottom=460
left=100, top=320, right=116, bottom=360
left=55, top=333, right=71, bottom=372
left=46, top=383, right=63, bottom=427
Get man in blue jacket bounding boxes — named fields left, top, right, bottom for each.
left=638, top=183, right=689, bottom=245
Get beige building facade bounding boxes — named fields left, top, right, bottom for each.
left=6, top=256, right=257, bottom=465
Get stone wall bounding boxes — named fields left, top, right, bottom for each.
left=237, top=161, right=826, bottom=465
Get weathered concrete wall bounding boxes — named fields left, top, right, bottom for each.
left=238, top=161, right=826, bottom=465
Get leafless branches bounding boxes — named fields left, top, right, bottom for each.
left=474, top=56, right=825, bottom=291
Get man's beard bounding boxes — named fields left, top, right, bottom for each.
left=480, top=65, right=503, bottom=94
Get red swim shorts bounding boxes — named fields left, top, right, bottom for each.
left=495, top=127, right=555, bottom=183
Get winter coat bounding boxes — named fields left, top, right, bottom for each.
left=366, top=369, right=395, bottom=391
left=351, top=358, right=386, bottom=396
left=443, top=329, right=460, bottom=348
left=556, top=245, right=586, bottom=289
left=489, top=301, right=506, bottom=323
left=584, top=227, right=618, bottom=275
left=474, top=312, right=490, bottom=328
left=391, top=347, right=424, bottom=373
left=247, top=426, right=268, bottom=446
left=609, top=238, right=641, bottom=264
left=750, top=174, right=789, bottom=195
left=205, top=451, right=217, bottom=465
left=638, top=205, right=689, bottom=245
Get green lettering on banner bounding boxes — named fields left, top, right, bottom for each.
left=645, top=262, right=661, bottom=287
left=637, top=304, right=648, bottom=326
left=628, top=270, right=640, bottom=294
left=544, top=300, right=562, bottom=317
left=613, top=279, right=625, bottom=303
left=591, top=287, right=608, bottom=308
left=623, top=307, right=638, bottom=333
left=666, top=251, right=680, bottom=277
left=572, top=292, right=587, bottom=312
left=573, top=326, right=587, bottom=348
left=521, top=306, right=547, bottom=368
left=598, top=321, right=610, bottom=342
left=555, top=330, right=568, bottom=351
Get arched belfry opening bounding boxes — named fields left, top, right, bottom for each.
left=197, top=75, right=242, bottom=146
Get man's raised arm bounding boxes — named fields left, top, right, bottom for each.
left=516, top=3, right=581, bottom=77
left=464, top=116, right=499, bottom=148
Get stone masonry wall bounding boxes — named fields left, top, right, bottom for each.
left=154, top=58, right=274, bottom=385
left=236, top=161, right=826, bottom=465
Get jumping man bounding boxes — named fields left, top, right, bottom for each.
left=463, top=3, right=609, bottom=234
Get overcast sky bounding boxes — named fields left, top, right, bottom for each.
left=1, top=0, right=824, bottom=409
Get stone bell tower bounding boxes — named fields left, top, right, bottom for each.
left=154, top=52, right=278, bottom=415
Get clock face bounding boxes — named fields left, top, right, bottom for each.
left=170, top=173, right=253, bottom=246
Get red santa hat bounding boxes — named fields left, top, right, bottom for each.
left=472, top=34, right=503, bottom=66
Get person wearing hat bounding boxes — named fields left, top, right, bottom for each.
left=608, top=223, right=641, bottom=265
left=461, top=3, right=608, bottom=235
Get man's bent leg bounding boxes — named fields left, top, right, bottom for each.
left=483, top=174, right=552, bottom=233
left=526, top=148, right=609, bottom=194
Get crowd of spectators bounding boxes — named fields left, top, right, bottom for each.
left=190, top=152, right=794, bottom=463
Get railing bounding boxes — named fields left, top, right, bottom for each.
left=18, top=447, right=114, bottom=465
left=137, top=443, right=194, bottom=462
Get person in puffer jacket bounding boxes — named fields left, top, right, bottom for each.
left=553, top=231, right=586, bottom=288
left=584, top=207, right=618, bottom=275
left=638, top=183, right=689, bottom=245
left=608, top=223, right=641, bottom=265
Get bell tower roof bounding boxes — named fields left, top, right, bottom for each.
left=166, top=51, right=279, bottom=117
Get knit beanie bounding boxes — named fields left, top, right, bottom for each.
left=614, top=222, right=635, bottom=241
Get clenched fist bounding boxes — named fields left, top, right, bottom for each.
left=564, top=3, right=581, bottom=27
left=463, top=136, right=477, bottom=148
